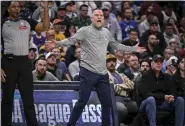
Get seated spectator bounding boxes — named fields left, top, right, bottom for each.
left=71, top=4, right=91, bottom=30
left=121, top=28, right=139, bottom=46
left=54, top=4, right=71, bottom=28
left=124, top=53, right=141, bottom=81
left=28, top=47, right=37, bottom=70
left=163, top=23, right=181, bottom=47
left=19, top=1, right=32, bottom=18
left=53, top=19, right=66, bottom=41
left=173, top=57, right=185, bottom=97
left=179, top=17, right=185, bottom=34
left=65, top=24, right=77, bottom=38
left=65, top=1, right=77, bottom=20
left=119, top=8, right=137, bottom=40
left=128, top=2, right=139, bottom=18
left=46, top=30, right=56, bottom=42
left=165, top=56, right=178, bottom=76
left=110, top=1, right=122, bottom=17
left=140, top=20, right=166, bottom=52
left=145, top=34, right=163, bottom=57
left=162, top=47, right=175, bottom=73
left=46, top=52, right=66, bottom=81
left=138, top=10, right=161, bottom=37
left=102, top=3, right=122, bottom=41
left=32, top=57, right=59, bottom=81
left=168, top=38, right=179, bottom=56
left=139, top=3, right=160, bottom=23
left=117, top=51, right=131, bottom=73
left=53, top=21, right=73, bottom=53
left=52, top=47, right=71, bottom=81
left=114, top=50, right=124, bottom=69
left=167, top=17, right=181, bottom=39
left=68, top=47, right=80, bottom=81
left=138, top=54, right=184, bottom=126
left=39, top=30, right=56, bottom=56
left=52, top=47, right=65, bottom=67
left=134, top=58, right=151, bottom=84
left=32, top=31, right=46, bottom=49
left=75, top=1, right=97, bottom=17
left=159, top=3, right=177, bottom=28
left=140, top=2, right=161, bottom=19
left=101, top=2, right=116, bottom=19
left=106, top=54, right=138, bottom=124
left=117, top=1, right=138, bottom=22
left=138, top=52, right=150, bottom=63
left=24, top=1, right=38, bottom=14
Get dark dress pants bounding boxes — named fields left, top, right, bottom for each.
left=67, top=67, right=112, bottom=126
left=1, top=56, right=39, bottom=126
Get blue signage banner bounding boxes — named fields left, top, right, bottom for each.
left=12, top=89, right=103, bottom=126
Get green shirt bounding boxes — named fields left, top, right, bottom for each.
left=71, top=15, right=91, bottom=29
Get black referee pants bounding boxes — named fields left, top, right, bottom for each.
left=1, top=55, right=38, bottom=126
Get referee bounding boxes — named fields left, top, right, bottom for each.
left=1, top=1, right=49, bottom=126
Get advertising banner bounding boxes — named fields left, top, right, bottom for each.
left=12, top=89, right=103, bottom=126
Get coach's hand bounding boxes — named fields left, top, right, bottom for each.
left=1, top=69, right=6, bottom=83
left=135, top=43, right=146, bottom=53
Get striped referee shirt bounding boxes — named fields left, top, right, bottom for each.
left=1, top=18, right=38, bottom=56
left=57, top=24, right=137, bottom=75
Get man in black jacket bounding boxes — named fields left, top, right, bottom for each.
left=145, top=34, right=163, bottom=57
left=140, top=20, right=166, bottom=52
left=138, top=54, right=184, bottom=126
left=121, top=28, right=139, bottom=46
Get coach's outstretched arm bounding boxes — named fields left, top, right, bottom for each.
left=109, top=35, right=146, bottom=53
left=56, top=27, right=85, bottom=47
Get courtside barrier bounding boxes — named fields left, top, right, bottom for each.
left=11, top=81, right=118, bottom=126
